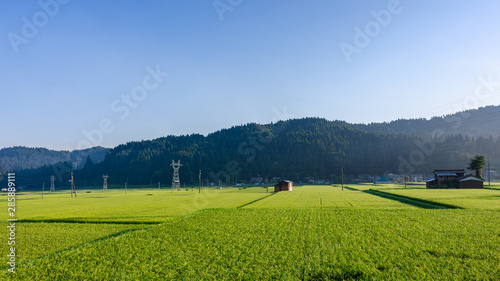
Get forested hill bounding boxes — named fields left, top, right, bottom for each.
left=3, top=116, right=500, bottom=189
left=0, top=146, right=109, bottom=171
left=100, top=118, right=414, bottom=185
left=69, top=117, right=499, bottom=187
left=356, top=105, right=500, bottom=138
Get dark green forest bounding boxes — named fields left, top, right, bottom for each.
left=2, top=116, right=499, bottom=190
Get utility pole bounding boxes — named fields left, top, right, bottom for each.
left=103, top=174, right=109, bottom=192
left=404, top=174, right=407, bottom=188
left=42, top=182, right=44, bottom=199
left=199, top=170, right=201, bottom=194
left=488, top=156, right=491, bottom=186
left=69, top=173, right=76, bottom=197
left=341, top=166, right=344, bottom=191
left=50, top=175, right=55, bottom=192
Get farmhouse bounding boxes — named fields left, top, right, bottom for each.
left=274, top=180, right=293, bottom=192
left=426, top=169, right=483, bottom=189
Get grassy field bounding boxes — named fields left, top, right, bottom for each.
left=245, top=185, right=418, bottom=209
left=0, top=223, right=144, bottom=264
left=1, top=185, right=499, bottom=280
left=0, top=187, right=270, bottom=223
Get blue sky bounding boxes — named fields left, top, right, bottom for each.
left=1, top=0, right=500, bottom=150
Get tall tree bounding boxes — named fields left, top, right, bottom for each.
left=83, top=155, right=94, bottom=169
left=467, top=155, right=486, bottom=178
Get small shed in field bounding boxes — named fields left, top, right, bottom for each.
left=274, top=180, right=293, bottom=192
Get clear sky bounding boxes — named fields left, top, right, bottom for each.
left=1, top=0, right=500, bottom=150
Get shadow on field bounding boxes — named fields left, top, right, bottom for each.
left=237, top=193, right=276, bottom=208
left=364, top=190, right=462, bottom=209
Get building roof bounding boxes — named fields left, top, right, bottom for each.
left=458, top=176, right=484, bottom=182
left=435, top=172, right=458, bottom=177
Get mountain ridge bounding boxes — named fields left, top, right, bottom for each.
left=0, top=146, right=110, bottom=172
left=2, top=106, right=499, bottom=189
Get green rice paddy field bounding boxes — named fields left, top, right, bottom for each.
left=1, top=185, right=499, bottom=280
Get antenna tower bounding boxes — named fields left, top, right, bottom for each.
left=170, top=160, right=182, bottom=190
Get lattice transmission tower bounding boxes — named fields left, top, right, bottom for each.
left=50, top=175, right=56, bottom=192
left=170, top=160, right=182, bottom=190
left=103, top=174, right=109, bottom=191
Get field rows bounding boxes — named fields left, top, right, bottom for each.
left=0, top=188, right=269, bottom=223
left=245, top=186, right=418, bottom=209
left=0, top=222, right=145, bottom=265
left=2, top=208, right=499, bottom=280
left=2, top=185, right=500, bottom=280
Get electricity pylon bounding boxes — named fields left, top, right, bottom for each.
left=170, top=160, right=182, bottom=190
left=103, top=174, right=109, bottom=191
left=50, top=175, right=56, bottom=192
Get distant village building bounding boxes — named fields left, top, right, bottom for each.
left=271, top=177, right=282, bottom=183
left=410, top=174, right=424, bottom=182
left=250, top=177, right=264, bottom=184
left=274, top=180, right=293, bottom=192
left=375, top=176, right=390, bottom=184
left=426, top=169, right=483, bottom=189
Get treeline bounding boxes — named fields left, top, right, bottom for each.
left=4, top=118, right=499, bottom=190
